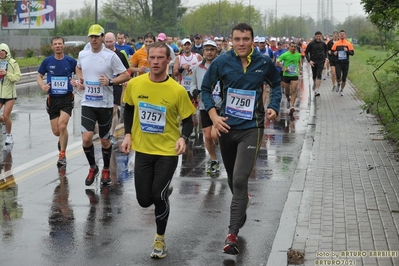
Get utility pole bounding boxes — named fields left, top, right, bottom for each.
left=95, top=0, right=98, bottom=24
left=345, top=3, right=352, bottom=19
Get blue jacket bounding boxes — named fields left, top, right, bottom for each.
left=201, top=48, right=281, bottom=129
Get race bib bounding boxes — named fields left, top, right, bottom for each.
left=181, top=75, right=193, bottom=91
left=51, top=76, right=68, bottom=95
left=85, top=81, right=103, bottom=101
left=338, top=51, right=347, bottom=60
left=138, top=102, right=166, bottom=133
left=225, top=88, right=256, bottom=120
left=288, top=64, right=297, bottom=75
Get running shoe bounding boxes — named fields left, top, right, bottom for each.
left=150, top=236, right=167, bottom=259
left=340, top=90, right=344, bottom=96
left=57, top=153, right=67, bottom=166
left=336, top=83, right=340, bottom=92
left=110, top=135, right=117, bottom=145
left=101, top=168, right=111, bottom=186
left=207, top=160, right=220, bottom=174
left=332, top=85, right=336, bottom=92
left=239, top=194, right=252, bottom=229
left=5, top=134, right=13, bottom=145
left=314, top=89, right=320, bottom=96
left=85, top=165, right=99, bottom=186
left=223, top=234, right=239, bottom=255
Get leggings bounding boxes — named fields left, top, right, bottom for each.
left=219, top=128, right=263, bottom=235
left=335, top=63, right=349, bottom=83
left=134, top=152, right=178, bottom=235
left=311, top=62, right=324, bottom=80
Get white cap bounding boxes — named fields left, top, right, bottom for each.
left=270, top=37, right=277, bottom=41
left=254, top=36, right=259, bottom=43
left=258, top=37, right=266, bottom=43
left=203, top=40, right=217, bottom=48
left=182, top=38, right=192, bottom=45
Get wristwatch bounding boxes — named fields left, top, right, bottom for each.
left=109, top=79, right=114, bottom=86
left=180, top=135, right=188, bottom=143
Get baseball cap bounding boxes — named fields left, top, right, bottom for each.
left=87, top=24, right=104, bottom=36
left=157, top=33, right=166, bottom=41
left=203, top=40, right=217, bottom=48
left=194, top=33, right=202, bottom=39
left=270, top=37, right=277, bottom=41
left=182, top=38, right=192, bottom=45
left=258, top=37, right=266, bottom=43
left=277, top=41, right=283, bottom=45
left=254, top=36, right=259, bottom=43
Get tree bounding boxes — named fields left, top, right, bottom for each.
left=180, top=1, right=262, bottom=38
left=361, top=0, right=399, bottom=30
left=101, top=0, right=186, bottom=37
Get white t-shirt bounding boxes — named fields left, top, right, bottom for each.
left=78, top=47, right=126, bottom=108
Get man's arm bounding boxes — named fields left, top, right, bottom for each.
left=173, top=57, right=182, bottom=77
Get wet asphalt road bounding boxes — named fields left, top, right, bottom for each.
left=0, top=74, right=311, bottom=266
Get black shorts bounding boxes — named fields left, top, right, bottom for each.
left=46, top=93, right=74, bottom=120
left=328, top=56, right=337, bottom=67
left=282, top=76, right=299, bottom=83
left=0, top=98, right=16, bottom=105
left=113, top=85, right=123, bottom=106
left=200, top=109, right=219, bottom=129
left=81, top=106, right=113, bottom=138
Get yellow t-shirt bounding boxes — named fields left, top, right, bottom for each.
left=123, top=74, right=196, bottom=156
left=130, top=46, right=149, bottom=75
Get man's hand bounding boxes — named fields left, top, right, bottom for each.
left=120, top=134, right=131, bottom=154
left=41, top=82, right=51, bottom=92
left=211, top=115, right=230, bottom=136
left=99, top=74, right=109, bottom=86
left=266, top=108, right=277, bottom=121
left=175, top=138, right=186, bottom=155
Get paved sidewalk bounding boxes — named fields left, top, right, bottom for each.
left=267, top=66, right=399, bottom=266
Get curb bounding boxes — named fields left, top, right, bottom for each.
left=266, top=80, right=316, bottom=266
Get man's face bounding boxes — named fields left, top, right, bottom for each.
left=278, top=43, right=284, bottom=50
left=182, top=42, right=191, bottom=53
left=166, top=37, right=173, bottom=45
left=144, top=37, right=154, bottom=47
left=339, top=31, right=346, bottom=39
left=51, top=38, right=65, bottom=55
left=104, top=35, right=115, bottom=50
left=333, top=32, right=339, bottom=39
left=117, top=34, right=124, bottom=45
left=147, top=47, right=170, bottom=76
left=315, top=34, right=322, bottom=42
left=223, top=40, right=228, bottom=48
left=259, top=42, right=266, bottom=49
left=89, top=35, right=104, bottom=50
left=194, top=37, right=202, bottom=45
left=289, top=43, right=297, bottom=53
left=216, top=40, right=222, bottom=51
left=173, top=37, right=178, bottom=43
left=138, top=38, right=144, bottom=44
left=271, top=40, right=276, bottom=46
left=232, top=30, right=253, bottom=58
left=203, top=45, right=217, bottom=61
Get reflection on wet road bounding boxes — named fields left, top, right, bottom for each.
left=0, top=69, right=313, bottom=265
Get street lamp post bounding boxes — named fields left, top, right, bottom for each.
left=345, top=3, right=352, bottom=19
left=248, top=0, right=251, bottom=25
left=95, top=0, right=98, bottom=24
left=219, top=0, right=221, bottom=36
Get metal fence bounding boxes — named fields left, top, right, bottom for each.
left=0, top=35, right=87, bottom=55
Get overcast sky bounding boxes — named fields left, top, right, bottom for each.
left=57, top=0, right=365, bottom=25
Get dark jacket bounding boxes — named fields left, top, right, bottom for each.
left=201, top=48, right=281, bottom=129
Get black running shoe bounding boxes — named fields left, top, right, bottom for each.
left=100, top=168, right=111, bottom=186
